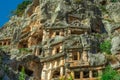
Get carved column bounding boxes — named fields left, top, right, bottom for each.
left=2, top=42, right=4, bottom=46
left=80, top=71, right=83, bottom=79
left=54, top=61, right=57, bottom=68
left=6, top=41, right=9, bottom=45
left=35, top=46, right=40, bottom=56
left=48, top=70, right=52, bottom=80
left=68, top=30, right=71, bottom=35
left=60, top=67, right=64, bottom=77
left=60, top=31, right=64, bottom=36
left=49, top=62, right=52, bottom=69
left=89, top=70, right=92, bottom=79
left=82, top=50, right=89, bottom=65
left=51, top=32, right=56, bottom=38
left=52, top=47, right=56, bottom=55
left=60, top=58, right=64, bottom=66
left=77, top=52, right=80, bottom=60
left=60, top=46, right=62, bottom=53
left=41, top=63, right=47, bottom=80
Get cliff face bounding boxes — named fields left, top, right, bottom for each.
left=0, top=0, right=120, bottom=80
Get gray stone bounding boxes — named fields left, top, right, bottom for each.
left=106, top=2, right=120, bottom=23
left=88, top=53, right=106, bottom=66
left=111, top=35, right=120, bottom=55
left=0, top=69, right=4, bottom=78
left=3, top=74, right=10, bottom=80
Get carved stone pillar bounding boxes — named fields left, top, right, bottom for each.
left=60, top=46, right=62, bottom=53
left=60, top=58, right=64, bottom=66
left=6, top=41, right=9, bottom=45
left=60, top=67, right=64, bottom=77
left=49, top=62, right=52, bottom=69
left=68, top=30, right=71, bottom=35
left=52, top=47, right=56, bottom=55
left=89, top=70, right=92, bottom=79
left=41, top=63, right=47, bottom=80
left=48, top=70, right=52, bottom=80
left=51, top=32, right=56, bottom=38
left=42, top=30, right=49, bottom=41
left=2, top=42, right=4, bottom=46
left=82, top=50, right=89, bottom=65
left=80, top=71, right=83, bottom=79
left=54, top=61, right=57, bottom=68
left=60, top=31, right=64, bottom=36
left=35, top=46, right=40, bottom=56
left=77, top=52, right=80, bottom=60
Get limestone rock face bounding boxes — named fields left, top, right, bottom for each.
left=40, top=0, right=106, bottom=33
left=101, top=1, right=120, bottom=35
left=88, top=53, right=106, bottom=66
left=106, top=2, right=120, bottom=23
left=111, top=35, right=120, bottom=55
left=0, top=0, right=120, bottom=80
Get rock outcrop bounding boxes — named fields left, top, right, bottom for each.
left=0, top=0, right=120, bottom=80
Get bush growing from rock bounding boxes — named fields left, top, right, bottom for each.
left=101, top=66, right=120, bottom=80
left=11, top=0, right=32, bottom=16
left=100, top=40, right=111, bottom=54
left=19, top=67, right=25, bottom=80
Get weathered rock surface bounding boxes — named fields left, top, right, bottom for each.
left=0, top=0, right=120, bottom=80
left=111, top=35, right=120, bottom=55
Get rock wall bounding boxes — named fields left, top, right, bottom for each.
left=0, top=0, right=120, bottom=80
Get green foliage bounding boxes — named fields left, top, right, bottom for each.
left=59, top=74, right=73, bottom=80
left=59, top=76, right=65, bottom=80
left=99, top=5, right=108, bottom=13
left=104, top=18, right=114, bottom=23
left=68, top=75, right=73, bottom=80
left=19, top=67, right=26, bottom=80
left=0, top=46, right=9, bottom=51
left=101, top=66, right=120, bottom=80
left=11, top=0, right=32, bottom=16
left=94, top=33, right=102, bottom=38
left=0, top=77, right=3, bottom=80
left=111, top=0, right=118, bottom=2
left=19, top=48, right=30, bottom=54
left=100, top=40, right=111, bottom=54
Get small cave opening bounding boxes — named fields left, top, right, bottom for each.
left=52, top=69, right=60, bottom=78
left=8, top=41, right=11, bottom=45
left=74, top=71, right=80, bottom=79
left=56, top=31, right=59, bottom=35
left=0, top=42, right=2, bottom=45
left=100, top=0, right=107, bottom=5
left=3, top=42, right=6, bottom=45
left=92, top=70, right=98, bottom=77
left=73, top=53, right=78, bottom=60
left=18, top=66, right=33, bottom=76
left=56, top=47, right=60, bottom=53
left=39, top=48, right=42, bottom=54
left=23, top=43, right=28, bottom=48
left=83, top=70, right=89, bottom=78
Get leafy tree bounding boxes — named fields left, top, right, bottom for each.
left=100, top=40, right=111, bottom=54
left=19, top=67, right=26, bottom=80
left=11, top=0, right=32, bottom=16
left=101, top=66, right=120, bottom=80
